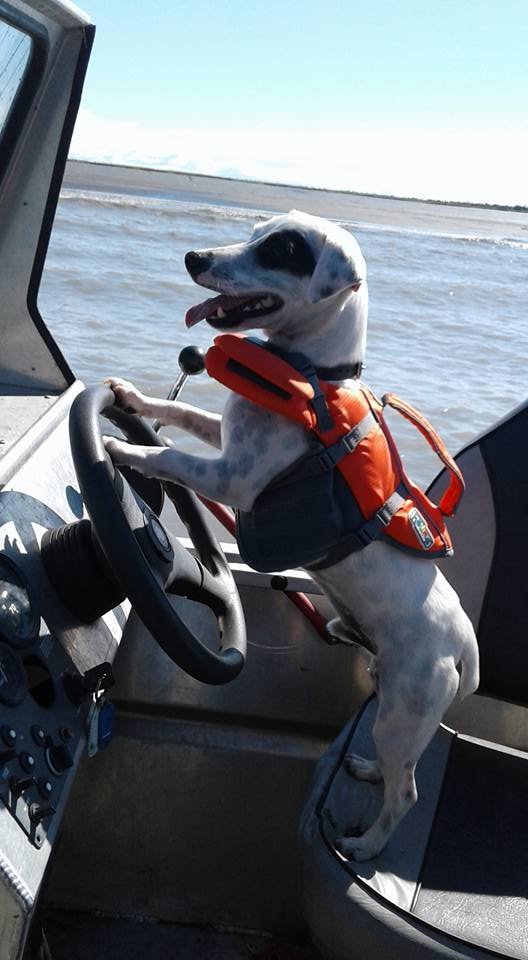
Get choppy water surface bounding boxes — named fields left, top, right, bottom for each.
left=39, top=181, right=528, bottom=486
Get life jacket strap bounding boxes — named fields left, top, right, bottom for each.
left=299, top=365, right=334, bottom=432
left=306, top=485, right=407, bottom=571
left=305, top=410, right=377, bottom=474
left=355, top=487, right=407, bottom=547
left=261, top=340, right=335, bottom=433
left=382, top=393, right=465, bottom=516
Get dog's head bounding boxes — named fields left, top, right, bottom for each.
left=184, top=211, right=367, bottom=339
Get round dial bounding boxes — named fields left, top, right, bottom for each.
left=0, top=556, right=40, bottom=649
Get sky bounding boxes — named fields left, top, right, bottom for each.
left=70, top=0, right=528, bottom=206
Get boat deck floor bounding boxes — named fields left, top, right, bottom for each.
left=41, top=910, right=322, bottom=960
left=0, top=389, right=60, bottom=457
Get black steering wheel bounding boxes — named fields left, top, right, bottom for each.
left=68, top=385, right=246, bottom=685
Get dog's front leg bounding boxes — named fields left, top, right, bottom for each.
left=105, top=394, right=308, bottom=512
left=151, top=401, right=222, bottom=448
left=104, top=439, right=255, bottom=510
left=105, top=377, right=222, bottom=449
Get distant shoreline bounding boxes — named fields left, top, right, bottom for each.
left=63, top=159, right=528, bottom=240
left=66, top=158, right=527, bottom=214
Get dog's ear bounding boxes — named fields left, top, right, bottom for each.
left=307, top=235, right=364, bottom=304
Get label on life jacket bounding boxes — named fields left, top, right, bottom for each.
left=205, top=334, right=464, bottom=572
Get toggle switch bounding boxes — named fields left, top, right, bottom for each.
left=29, top=802, right=56, bottom=824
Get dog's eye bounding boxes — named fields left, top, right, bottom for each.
left=263, top=234, right=295, bottom=258
left=255, top=230, right=316, bottom=277
left=272, top=235, right=296, bottom=257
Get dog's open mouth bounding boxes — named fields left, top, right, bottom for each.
left=185, top=293, right=283, bottom=329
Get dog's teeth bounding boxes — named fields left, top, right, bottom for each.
left=216, top=307, right=226, bottom=318
left=261, top=295, right=274, bottom=308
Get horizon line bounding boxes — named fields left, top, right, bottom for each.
left=66, top=157, right=528, bottom=216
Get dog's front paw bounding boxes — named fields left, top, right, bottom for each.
left=103, top=435, right=131, bottom=465
left=105, top=376, right=148, bottom=415
left=335, top=833, right=383, bottom=863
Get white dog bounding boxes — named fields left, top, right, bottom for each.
left=105, top=210, right=479, bottom=861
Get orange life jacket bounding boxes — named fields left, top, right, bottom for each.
left=205, top=334, right=464, bottom=571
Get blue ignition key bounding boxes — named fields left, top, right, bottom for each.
left=97, top=700, right=115, bottom=751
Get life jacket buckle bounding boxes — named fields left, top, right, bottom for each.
left=355, top=489, right=407, bottom=548
left=343, top=423, right=366, bottom=452
left=377, top=498, right=399, bottom=526
left=316, top=448, right=339, bottom=472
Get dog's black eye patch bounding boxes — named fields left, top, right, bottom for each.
left=254, top=229, right=316, bottom=278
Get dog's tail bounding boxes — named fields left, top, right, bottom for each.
left=457, top=628, right=480, bottom=701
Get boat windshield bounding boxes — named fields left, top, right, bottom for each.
left=0, top=21, right=31, bottom=139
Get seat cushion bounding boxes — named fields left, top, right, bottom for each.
left=299, top=698, right=528, bottom=959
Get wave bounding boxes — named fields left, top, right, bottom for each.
left=59, top=188, right=265, bottom=221
left=58, top=189, right=528, bottom=249
left=341, top=217, right=528, bottom=249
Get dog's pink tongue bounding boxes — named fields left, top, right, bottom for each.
left=185, top=295, right=222, bottom=328
left=185, top=293, right=251, bottom=328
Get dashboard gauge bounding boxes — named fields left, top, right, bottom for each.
left=0, top=556, right=40, bottom=649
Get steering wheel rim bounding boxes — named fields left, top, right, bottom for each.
left=69, top=384, right=246, bottom=685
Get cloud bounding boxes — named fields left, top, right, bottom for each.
left=70, top=108, right=528, bottom=207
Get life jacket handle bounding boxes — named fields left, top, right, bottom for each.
left=381, top=393, right=465, bottom=516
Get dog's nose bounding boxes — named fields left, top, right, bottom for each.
left=185, top=250, right=213, bottom=279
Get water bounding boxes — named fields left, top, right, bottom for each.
left=39, top=173, right=528, bottom=488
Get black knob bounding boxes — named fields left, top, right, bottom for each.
left=38, top=777, right=54, bottom=799
left=31, top=725, right=47, bottom=747
left=10, top=775, right=35, bottom=796
left=0, top=749, right=17, bottom=764
left=19, top=752, right=36, bottom=774
left=46, top=743, right=74, bottom=775
left=29, top=802, right=56, bottom=824
left=178, top=345, right=205, bottom=376
left=270, top=575, right=289, bottom=591
left=1, top=725, right=17, bottom=747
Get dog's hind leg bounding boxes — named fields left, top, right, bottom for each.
left=336, top=658, right=460, bottom=861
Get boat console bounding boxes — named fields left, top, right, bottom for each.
left=0, top=373, right=126, bottom=949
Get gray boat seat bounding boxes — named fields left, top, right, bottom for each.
left=299, top=698, right=528, bottom=960
left=299, top=401, right=528, bottom=959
